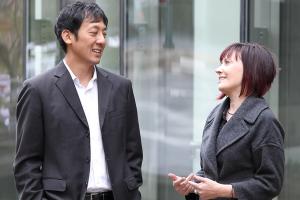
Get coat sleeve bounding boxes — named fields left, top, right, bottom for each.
left=185, top=193, right=199, bottom=200
left=232, top=117, right=285, bottom=200
left=125, top=81, right=143, bottom=187
left=13, top=81, right=45, bottom=200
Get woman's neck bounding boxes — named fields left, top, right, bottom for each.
left=228, top=94, right=247, bottom=114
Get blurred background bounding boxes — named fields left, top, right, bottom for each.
left=0, top=0, right=299, bottom=199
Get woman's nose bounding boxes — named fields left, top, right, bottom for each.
left=215, top=65, right=222, bottom=74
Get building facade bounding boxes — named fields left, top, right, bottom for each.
left=0, top=0, right=299, bottom=199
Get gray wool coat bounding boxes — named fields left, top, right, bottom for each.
left=186, top=96, right=285, bottom=200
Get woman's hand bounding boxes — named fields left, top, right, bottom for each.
left=168, top=173, right=194, bottom=196
left=189, top=175, right=233, bottom=200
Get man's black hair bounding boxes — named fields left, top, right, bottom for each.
left=54, top=1, right=108, bottom=52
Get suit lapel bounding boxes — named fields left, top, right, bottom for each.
left=54, top=61, right=89, bottom=128
left=96, top=68, right=112, bottom=129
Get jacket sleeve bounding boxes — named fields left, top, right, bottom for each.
left=232, top=118, right=285, bottom=200
left=13, top=81, right=45, bottom=200
left=125, top=81, right=143, bottom=187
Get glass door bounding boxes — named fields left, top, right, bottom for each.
left=248, top=0, right=300, bottom=199
left=26, top=0, right=60, bottom=78
left=124, top=0, right=240, bottom=199
left=278, top=0, right=300, bottom=199
left=95, top=0, right=120, bottom=73
left=0, top=0, right=23, bottom=199
left=248, top=0, right=280, bottom=115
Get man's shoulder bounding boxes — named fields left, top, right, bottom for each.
left=96, top=66, right=131, bottom=85
left=24, top=63, right=65, bottom=87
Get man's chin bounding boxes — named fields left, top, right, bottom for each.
left=91, top=59, right=101, bottom=65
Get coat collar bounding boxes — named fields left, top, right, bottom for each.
left=205, top=96, right=269, bottom=124
left=216, top=96, right=269, bottom=155
left=201, top=96, right=269, bottom=179
left=53, top=61, right=112, bottom=129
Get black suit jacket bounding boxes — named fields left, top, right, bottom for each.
left=13, top=61, right=143, bottom=200
left=186, top=96, right=285, bottom=200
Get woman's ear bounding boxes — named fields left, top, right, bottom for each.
left=61, top=29, right=73, bottom=45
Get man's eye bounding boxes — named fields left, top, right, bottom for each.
left=90, top=32, right=97, bottom=35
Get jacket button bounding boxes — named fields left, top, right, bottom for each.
left=86, top=158, right=90, bottom=163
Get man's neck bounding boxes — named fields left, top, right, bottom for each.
left=64, top=55, right=94, bottom=87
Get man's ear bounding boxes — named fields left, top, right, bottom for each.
left=61, top=29, right=73, bottom=45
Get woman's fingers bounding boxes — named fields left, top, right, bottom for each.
left=186, top=173, right=194, bottom=182
left=168, top=173, right=178, bottom=181
left=188, top=180, right=198, bottom=188
left=193, top=175, right=206, bottom=183
left=169, top=172, right=198, bottom=196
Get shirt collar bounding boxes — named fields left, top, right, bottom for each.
left=63, top=59, right=97, bottom=85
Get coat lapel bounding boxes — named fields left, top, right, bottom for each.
left=54, top=61, right=89, bottom=128
left=216, top=116, right=249, bottom=155
left=216, top=96, right=269, bottom=155
left=201, top=100, right=228, bottom=180
left=96, top=67, right=112, bottom=129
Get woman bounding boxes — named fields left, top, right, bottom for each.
left=169, top=42, right=285, bottom=200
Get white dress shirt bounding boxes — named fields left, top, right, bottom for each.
left=64, top=60, right=111, bottom=192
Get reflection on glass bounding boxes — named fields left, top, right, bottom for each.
left=125, top=0, right=239, bottom=199
left=248, top=0, right=300, bottom=199
left=96, top=0, right=120, bottom=73
left=0, top=0, right=23, bottom=199
left=26, top=0, right=59, bottom=78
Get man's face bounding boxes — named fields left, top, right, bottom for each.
left=67, top=18, right=107, bottom=66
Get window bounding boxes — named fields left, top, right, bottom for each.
left=0, top=0, right=23, bottom=198
left=248, top=0, right=300, bottom=199
left=123, top=0, right=240, bottom=199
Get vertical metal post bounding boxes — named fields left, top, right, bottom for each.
left=240, top=0, right=249, bottom=42
left=23, top=0, right=28, bottom=79
left=163, top=0, right=174, bottom=48
left=119, top=0, right=127, bottom=76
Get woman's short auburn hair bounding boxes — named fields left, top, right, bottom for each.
left=219, top=42, right=277, bottom=98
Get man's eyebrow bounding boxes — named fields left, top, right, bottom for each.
left=88, top=25, right=107, bottom=31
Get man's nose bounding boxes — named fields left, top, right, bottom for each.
left=96, top=33, right=106, bottom=44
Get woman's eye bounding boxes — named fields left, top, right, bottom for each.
left=224, top=60, right=231, bottom=64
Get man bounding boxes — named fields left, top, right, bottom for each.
left=13, top=2, right=143, bottom=200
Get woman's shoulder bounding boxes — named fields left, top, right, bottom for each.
left=250, top=105, right=285, bottom=147
left=208, top=98, right=230, bottom=118
left=206, top=103, right=223, bottom=122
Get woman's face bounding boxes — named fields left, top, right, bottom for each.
left=215, top=52, right=244, bottom=97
